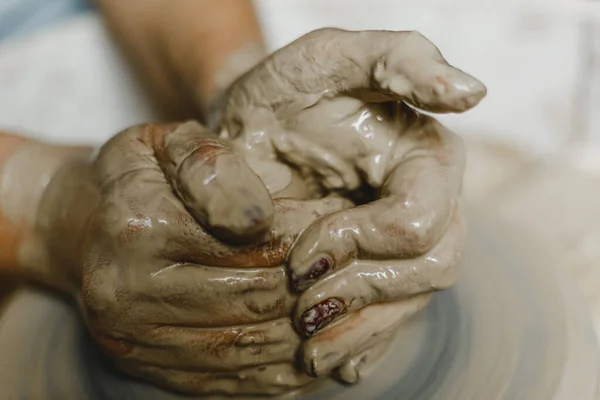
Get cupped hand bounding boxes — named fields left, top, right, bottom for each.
left=40, top=121, right=351, bottom=395
left=214, top=29, right=484, bottom=379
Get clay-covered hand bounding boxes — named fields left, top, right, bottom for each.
left=37, top=121, right=351, bottom=395
left=213, top=29, right=484, bottom=379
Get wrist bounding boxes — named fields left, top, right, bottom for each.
left=194, top=41, right=267, bottom=113
left=0, top=140, right=96, bottom=292
left=36, top=153, right=99, bottom=294
left=152, top=0, right=266, bottom=117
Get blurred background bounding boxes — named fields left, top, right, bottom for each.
left=0, top=0, right=599, bottom=334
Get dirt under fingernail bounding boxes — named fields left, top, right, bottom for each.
left=301, top=297, right=346, bottom=336
left=295, top=257, right=333, bottom=290
left=308, top=257, right=332, bottom=280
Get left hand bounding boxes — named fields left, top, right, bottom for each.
left=29, top=122, right=349, bottom=395
left=212, top=28, right=484, bottom=379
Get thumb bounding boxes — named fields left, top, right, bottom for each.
left=145, top=121, right=274, bottom=242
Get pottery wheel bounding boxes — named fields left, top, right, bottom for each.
left=0, top=208, right=598, bottom=399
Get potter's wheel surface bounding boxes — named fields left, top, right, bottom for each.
left=0, top=209, right=598, bottom=399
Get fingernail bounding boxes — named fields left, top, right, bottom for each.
left=301, top=298, right=346, bottom=336
left=294, top=256, right=333, bottom=290
left=449, top=72, right=487, bottom=108
left=308, top=257, right=332, bottom=280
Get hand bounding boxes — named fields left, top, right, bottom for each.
left=213, top=29, right=484, bottom=379
left=37, top=121, right=351, bottom=395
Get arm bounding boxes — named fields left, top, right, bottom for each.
left=95, top=0, right=266, bottom=120
left=0, top=131, right=94, bottom=292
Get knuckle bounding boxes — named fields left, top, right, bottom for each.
left=107, top=124, right=148, bottom=146
left=100, top=125, right=149, bottom=157
left=401, top=30, right=431, bottom=50
left=403, top=215, right=437, bottom=252
left=405, top=30, right=426, bottom=41
left=96, top=192, right=167, bottom=250
left=117, top=210, right=154, bottom=246
left=382, top=200, right=438, bottom=254
left=306, top=27, right=344, bottom=39
left=139, top=122, right=180, bottom=148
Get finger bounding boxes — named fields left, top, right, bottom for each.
left=368, top=30, right=487, bottom=112
left=122, top=263, right=295, bottom=327
left=93, top=318, right=300, bottom=372
left=266, top=29, right=485, bottom=113
left=299, top=294, right=431, bottom=377
left=289, top=117, right=463, bottom=289
left=118, top=362, right=313, bottom=396
left=295, top=212, right=464, bottom=336
left=160, top=196, right=353, bottom=268
left=142, top=121, right=274, bottom=241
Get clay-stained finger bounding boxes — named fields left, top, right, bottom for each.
left=141, top=121, right=275, bottom=242
left=289, top=118, right=464, bottom=289
left=118, top=361, right=314, bottom=396
left=161, top=196, right=353, bottom=268
left=295, top=214, right=464, bottom=336
left=299, top=294, right=431, bottom=378
left=94, top=318, right=300, bottom=372
left=94, top=124, right=165, bottom=189
left=256, top=29, right=484, bottom=113
left=123, top=263, right=294, bottom=327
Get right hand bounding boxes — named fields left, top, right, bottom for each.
left=211, top=28, right=481, bottom=381
left=37, top=121, right=351, bottom=395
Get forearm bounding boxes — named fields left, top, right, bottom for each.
left=96, top=0, right=266, bottom=120
left=0, top=131, right=94, bottom=291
